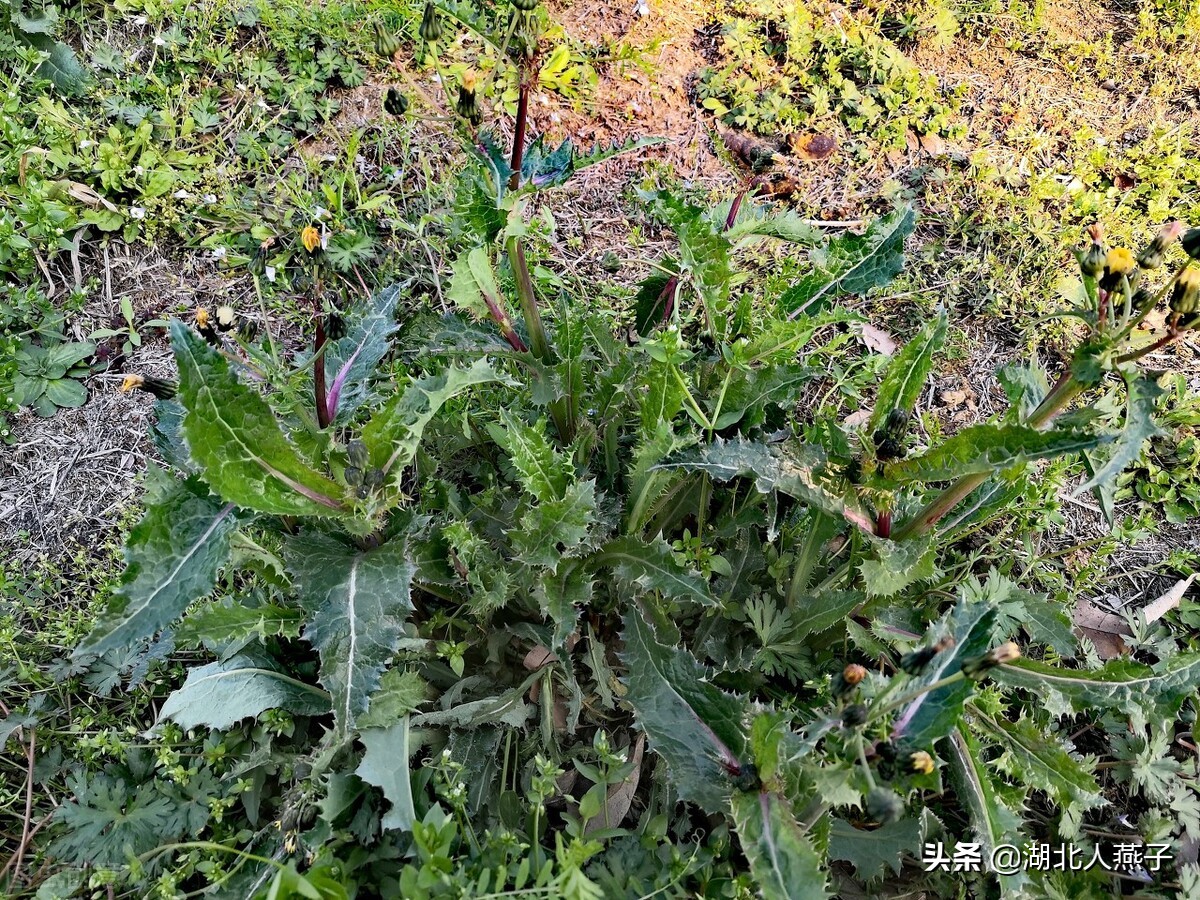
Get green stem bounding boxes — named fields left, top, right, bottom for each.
left=891, top=372, right=1085, bottom=540
left=508, top=236, right=550, bottom=361
left=787, top=512, right=829, bottom=606
left=672, top=367, right=712, bottom=430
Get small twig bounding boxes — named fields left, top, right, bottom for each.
left=12, top=728, right=36, bottom=887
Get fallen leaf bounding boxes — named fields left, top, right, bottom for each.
left=858, top=323, right=897, bottom=356
left=584, top=734, right=645, bottom=835
left=1142, top=574, right=1196, bottom=625
left=939, top=389, right=968, bottom=407
left=787, top=131, right=838, bottom=161
left=918, top=133, right=946, bottom=156
left=1114, top=172, right=1136, bottom=191
left=843, top=409, right=872, bottom=428
left=1073, top=600, right=1130, bottom=660
left=524, top=645, right=558, bottom=670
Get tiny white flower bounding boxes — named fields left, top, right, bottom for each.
left=634, top=0, right=649, bottom=15
left=313, top=206, right=330, bottom=220
left=264, top=265, right=276, bottom=282
left=133, top=14, right=148, bottom=25
left=236, top=82, right=248, bottom=91
left=211, top=247, right=227, bottom=260
left=133, top=164, right=145, bottom=175
left=129, top=206, right=146, bottom=220
left=256, top=99, right=268, bottom=111
left=79, top=139, right=95, bottom=149
left=202, top=193, right=217, bottom=205
left=153, top=35, right=166, bottom=47
left=432, top=74, right=442, bottom=84
left=172, top=189, right=190, bottom=200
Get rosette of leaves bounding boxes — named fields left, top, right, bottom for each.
left=14, top=335, right=94, bottom=416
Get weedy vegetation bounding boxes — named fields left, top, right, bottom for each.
left=4, top=0, right=1200, bottom=898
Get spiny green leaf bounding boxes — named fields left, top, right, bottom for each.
left=993, top=653, right=1200, bottom=720
left=725, top=203, right=824, bottom=246
left=173, top=600, right=303, bottom=649
left=357, top=717, right=416, bottom=831
left=489, top=412, right=570, bottom=502
left=868, top=308, right=947, bottom=434
left=410, top=685, right=535, bottom=729
left=975, top=715, right=1104, bottom=813
left=639, top=357, right=684, bottom=433
left=619, top=607, right=750, bottom=813
left=729, top=792, right=828, bottom=900
left=892, top=599, right=996, bottom=746
left=78, top=472, right=236, bottom=656
left=661, top=437, right=873, bottom=532
left=362, top=357, right=509, bottom=481
left=790, top=590, right=862, bottom=638
left=712, top=364, right=818, bottom=430
left=828, top=817, right=923, bottom=881
left=157, top=654, right=330, bottom=730
left=1074, top=370, right=1164, bottom=497
left=591, top=536, right=716, bottom=607
left=325, top=284, right=403, bottom=423
left=780, top=205, right=915, bottom=316
left=447, top=247, right=501, bottom=321
left=533, top=566, right=593, bottom=653
left=859, top=536, right=939, bottom=598
left=285, top=533, right=416, bottom=733
left=886, top=422, right=1110, bottom=484
left=171, top=322, right=346, bottom=516
left=358, top=668, right=432, bottom=729
left=513, top=479, right=597, bottom=571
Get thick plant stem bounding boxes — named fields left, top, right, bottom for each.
left=509, top=63, right=530, bottom=192
left=508, top=236, right=550, bottom=362
left=891, top=372, right=1085, bottom=540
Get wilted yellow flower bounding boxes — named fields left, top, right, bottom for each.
left=905, top=751, right=936, bottom=775
left=1170, top=267, right=1200, bottom=315
left=301, top=225, right=321, bottom=253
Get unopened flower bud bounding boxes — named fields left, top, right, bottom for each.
left=842, top=703, right=868, bottom=728
left=1138, top=221, right=1183, bottom=270
left=961, top=641, right=1021, bottom=680
left=325, top=311, right=346, bottom=340
left=374, top=21, right=400, bottom=58
left=1078, top=224, right=1106, bottom=279
left=383, top=87, right=409, bottom=117
left=419, top=2, right=443, bottom=42
left=1170, top=267, right=1200, bottom=316
left=899, top=636, right=954, bottom=675
left=866, top=787, right=904, bottom=825
left=831, top=663, right=868, bottom=701
left=120, top=374, right=177, bottom=400
left=1099, top=247, right=1136, bottom=294
left=345, top=466, right=363, bottom=486
left=512, top=0, right=539, bottom=10
left=456, top=70, right=481, bottom=125
left=874, top=408, right=910, bottom=461
left=348, top=440, right=369, bottom=470
left=1181, top=227, right=1200, bottom=261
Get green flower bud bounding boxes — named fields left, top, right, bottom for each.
left=1170, top=267, right=1200, bottom=316
left=842, top=704, right=868, bottom=728
left=1181, top=227, right=1200, bottom=261
left=374, top=21, right=400, bottom=58
left=1078, top=224, right=1106, bottom=279
left=325, top=311, right=347, bottom=340
left=899, top=636, right=953, bottom=675
left=512, top=0, right=539, bottom=10
left=383, top=87, right=409, bottom=118
left=866, top=787, right=904, bottom=825
left=345, top=466, right=363, bottom=486
left=419, top=2, right=443, bottom=42
left=456, top=70, right=481, bottom=125
left=961, top=641, right=1021, bottom=680
left=348, top=440, right=369, bottom=470
left=1138, top=221, right=1183, bottom=270
left=874, top=408, right=910, bottom=461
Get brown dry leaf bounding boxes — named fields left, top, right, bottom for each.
left=843, top=409, right=872, bottom=429
left=1073, top=600, right=1131, bottom=659
left=64, top=181, right=118, bottom=212
left=583, top=734, right=645, bottom=835
left=717, top=127, right=781, bottom=172
left=940, top=389, right=969, bottom=408
left=1114, top=172, right=1136, bottom=191
left=524, top=645, right=558, bottom=670
left=787, top=131, right=838, bottom=161
left=858, top=323, right=897, bottom=356
left=918, top=133, right=946, bottom=156
left=1142, top=574, right=1196, bottom=625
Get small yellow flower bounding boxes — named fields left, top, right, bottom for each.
left=195, top=307, right=210, bottom=329
left=906, top=751, right=936, bottom=775
left=121, top=374, right=144, bottom=393
left=301, top=225, right=321, bottom=253
left=1171, top=266, right=1200, bottom=315
left=1100, top=247, right=1136, bottom=293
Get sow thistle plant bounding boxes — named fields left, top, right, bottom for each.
left=65, top=1, right=1200, bottom=895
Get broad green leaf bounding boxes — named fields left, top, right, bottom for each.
left=27, top=35, right=89, bottom=94
left=362, top=358, right=508, bottom=480
left=447, top=727, right=504, bottom=815
left=410, top=686, right=535, bottom=729
left=859, top=536, right=938, bottom=598
left=43, top=377, right=87, bottom=409
left=151, top=399, right=192, bottom=472
left=639, top=357, right=684, bottom=433
left=357, top=717, right=416, bottom=831
left=285, top=533, right=416, bottom=733
left=446, top=246, right=502, bottom=321
left=171, top=322, right=345, bottom=516
left=974, top=715, right=1104, bottom=813
left=993, top=653, right=1200, bottom=720
left=591, top=536, right=716, bottom=607
left=997, top=360, right=1050, bottom=421
left=712, top=364, right=818, bottom=430
left=891, top=599, right=996, bottom=746
left=662, top=437, right=873, bottom=533
left=325, top=284, right=403, bottom=422
left=828, top=817, right=922, bottom=881
left=158, top=654, right=330, bottom=730
left=790, top=590, right=861, bottom=638
left=1074, top=370, right=1163, bottom=497
left=780, top=206, right=916, bottom=316
left=867, top=309, right=947, bottom=434
left=174, top=600, right=303, bottom=649
left=78, top=472, right=236, bottom=656
left=886, top=423, right=1110, bottom=484
left=946, top=727, right=1028, bottom=894
left=358, top=668, right=432, bottom=729
left=620, top=607, right=750, bottom=813
left=488, top=412, right=569, bottom=502
left=533, top=566, right=593, bottom=652
left=729, top=791, right=828, bottom=900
